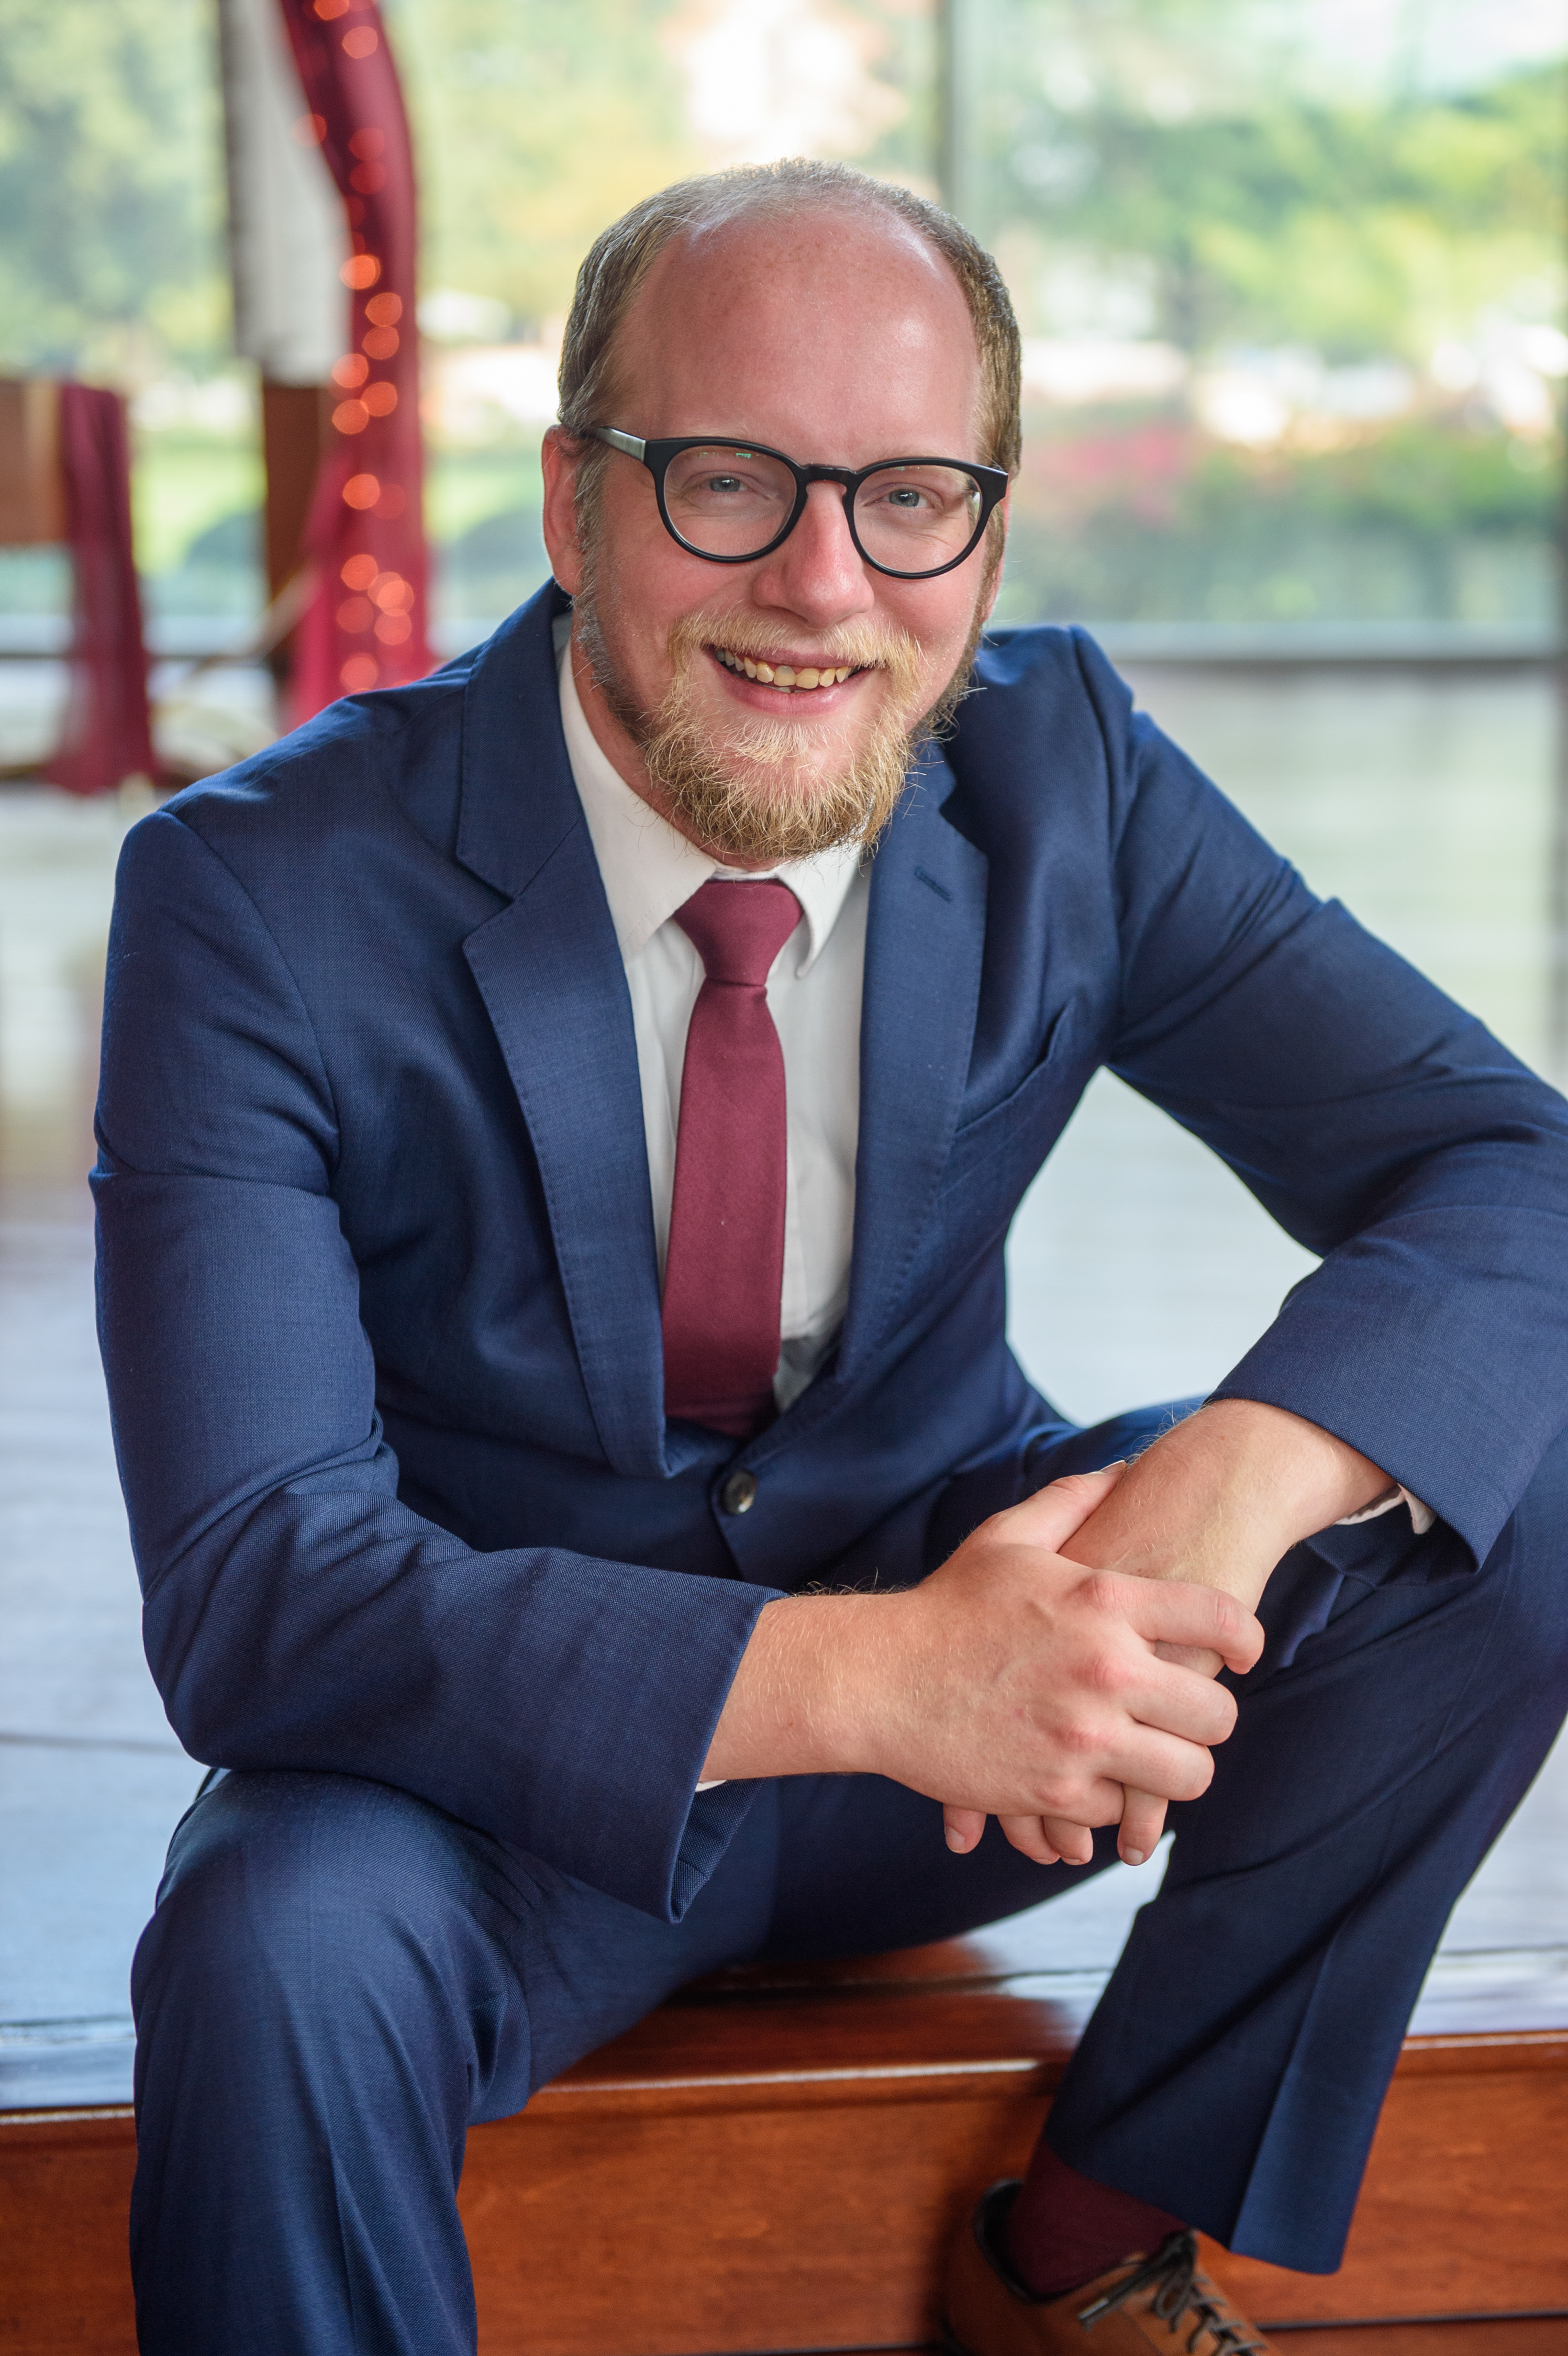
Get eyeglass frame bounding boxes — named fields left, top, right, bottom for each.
left=586, top=427, right=1010, bottom=581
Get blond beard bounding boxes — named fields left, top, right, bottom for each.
left=574, top=561, right=994, bottom=866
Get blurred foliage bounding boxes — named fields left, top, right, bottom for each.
left=999, top=414, right=1561, bottom=626
left=400, top=0, right=931, bottom=331
left=969, top=0, right=1565, bottom=357
left=396, top=0, right=702, bottom=334
left=0, top=0, right=228, bottom=379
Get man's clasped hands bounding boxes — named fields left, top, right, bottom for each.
left=702, top=1396, right=1391, bottom=1867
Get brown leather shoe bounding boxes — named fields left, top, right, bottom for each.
left=944, top=2181, right=1272, bottom=2356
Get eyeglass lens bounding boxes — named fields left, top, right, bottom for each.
left=662, top=446, right=983, bottom=571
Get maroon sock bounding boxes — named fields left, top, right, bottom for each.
left=1003, top=2138, right=1185, bottom=2299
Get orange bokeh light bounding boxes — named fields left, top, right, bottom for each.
left=342, top=473, right=381, bottom=509
left=340, top=552, right=379, bottom=592
left=372, top=572, right=413, bottom=613
left=333, top=399, right=370, bottom=435
left=340, top=254, right=381, bottom=291
left=331, top=353, right=370, bottom=390
left=313, top=0, right=349, bottom=16
left=365, top=293, right=402, bottom=327
left=350, top=161, right=387, bottom=195
left=361, top=381, right=397, bottom=417
left=361, top=326, right=398, bottom=361
left=342, top=24, right=379, bottom=56
left=349, top=127, right=385, bottom=160
left=340, top=654, right=380, bottom=693
left=336, top=596, right=375, bottom=634
left=374, top=612, right=413, bottom=646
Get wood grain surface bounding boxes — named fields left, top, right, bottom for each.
left=3, top=1967, right=1564, bottom=2355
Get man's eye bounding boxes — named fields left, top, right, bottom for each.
left=885, top=487, right=925, bottom=508
left=703, top=475, right=746, bottom=495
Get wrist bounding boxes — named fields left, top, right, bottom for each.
left=1064, top=1399, right=1390, bottom=1607
left=700, top=1592, right=891, bottom=1783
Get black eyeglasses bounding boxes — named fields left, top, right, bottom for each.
left=588, top=427, right=1008, bottom=581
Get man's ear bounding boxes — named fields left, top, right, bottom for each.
left=540, top=425, right=585, bottom=595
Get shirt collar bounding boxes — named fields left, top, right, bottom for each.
left=557, top=626, right=863, bottom=974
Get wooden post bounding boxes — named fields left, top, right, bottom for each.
left=0, top=379, right=66, bottom=547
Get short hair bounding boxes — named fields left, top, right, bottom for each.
left=556, top=159, right=1022, bottom=484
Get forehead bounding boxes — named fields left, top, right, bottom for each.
left=614, top=204, right=984, bottom=464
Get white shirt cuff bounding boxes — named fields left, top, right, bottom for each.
left=1336, top=1484, right=1435, bottom=1535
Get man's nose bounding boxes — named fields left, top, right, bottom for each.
left=746, top=480, right=876, bottom=625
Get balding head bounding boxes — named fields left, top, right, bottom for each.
left=557, top=160, right=1021, bottom=483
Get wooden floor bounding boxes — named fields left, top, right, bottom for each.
left=6, top=1920, right=1566, bottom=2356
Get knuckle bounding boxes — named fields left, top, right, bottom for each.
left=1082, top=1570, right=1121, bottom=1616
left=1082, top=1646, right=1125, bottom=1697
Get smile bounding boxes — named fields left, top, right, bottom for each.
left=710, top=646, right=863, bottom=691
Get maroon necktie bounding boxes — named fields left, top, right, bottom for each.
left=662, top=879, right=804, bottom=1438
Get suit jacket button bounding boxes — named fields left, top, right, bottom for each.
left=720, top=1470, right=758, bottom=1516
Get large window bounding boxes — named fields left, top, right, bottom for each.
left=958, top=0, right=1567, bottom=641
left=0, top=0, right=1562, bottom=656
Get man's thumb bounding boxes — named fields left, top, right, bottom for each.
left=1000, top=1461, right=1126, bottom=1552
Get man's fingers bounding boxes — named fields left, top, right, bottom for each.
left=943, top=1805, right=986, bottom=1854
left=1036, top=1814, right=1094, bottom=1864
left=1000, top=1814, right=1066, bottom=1864
left=1109, top=1572, right=1264, bottom=1675
left=1132, top=1655, right=1238, bottom=1749
left=1117, top=1788, right=1168, bottom=1865
left=991, top=1463, right=1127, bottom=1556
left=1112, top=1723, right=1217, bottom=1807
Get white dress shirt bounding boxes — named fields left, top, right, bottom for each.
left=554, top=622, right=1430, bottom=1533
left=558, top=624, right=867, bottom=1413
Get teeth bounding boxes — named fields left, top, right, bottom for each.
left=713, top=647, right=855, bottom=689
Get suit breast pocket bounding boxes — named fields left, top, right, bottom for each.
left=937, top=1038, right=1093, bottom=1236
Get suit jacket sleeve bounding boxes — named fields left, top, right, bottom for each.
left=94, top=808, right=773, bottom=1921
left=1070, top=629, right=1568, bottom=1568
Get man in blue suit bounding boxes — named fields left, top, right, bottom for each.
left=98, top=160, right=1568, bottom=2355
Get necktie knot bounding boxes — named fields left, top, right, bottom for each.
left=672, top=877, right=802, bottom=988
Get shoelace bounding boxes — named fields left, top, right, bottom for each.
left=1077, top=2230, right=1267, bottom=2354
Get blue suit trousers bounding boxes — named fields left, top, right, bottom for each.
left=128, top=1411, right=1568, bottom=2354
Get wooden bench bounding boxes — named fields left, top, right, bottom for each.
left=5, top=1910, right=1566, bottom=2354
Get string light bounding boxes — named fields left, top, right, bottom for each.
left=342, top=473, right=380, bottom=508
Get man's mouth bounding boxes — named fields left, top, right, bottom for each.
left=709, top=644, right=865, bottom=692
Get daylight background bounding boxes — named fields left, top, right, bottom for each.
left=3, top=0, right=1567, bottom=2112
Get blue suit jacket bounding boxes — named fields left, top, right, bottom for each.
left=95, top=582, right=1568, bottom=1919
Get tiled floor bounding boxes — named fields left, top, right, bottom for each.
left=2, top=659, right=1565, bottom=2109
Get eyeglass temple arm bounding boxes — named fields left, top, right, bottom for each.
left=587, top=426, right=646, bottom=460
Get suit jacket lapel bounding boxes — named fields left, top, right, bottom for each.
left=836, top=750, right=989, bottom=1381
left=457, top=589, right=669, bottom=1478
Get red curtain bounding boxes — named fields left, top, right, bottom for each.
left=45, top=385, right=157, bottom=797
left=276, top=0, right=432, bottom=724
